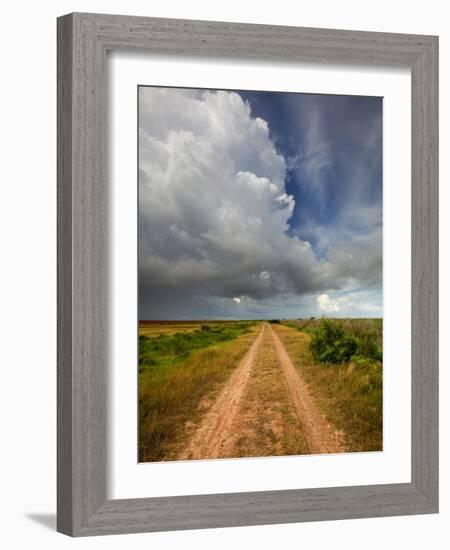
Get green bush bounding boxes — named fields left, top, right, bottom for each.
left=357, top=332, right=382, bottom=361
left=309, top=319, right=382, bottom=364
left=310, top=320, right=358, bottom=363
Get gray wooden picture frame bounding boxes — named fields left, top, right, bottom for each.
left=57, top=12, right=439, bottom=537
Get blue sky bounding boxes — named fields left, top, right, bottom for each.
left=138, top=87, right=382, bottom=319
left=239, top=91, right=382, bottom=258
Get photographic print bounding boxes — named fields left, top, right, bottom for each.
left=138, top=86, right=382, bottom=463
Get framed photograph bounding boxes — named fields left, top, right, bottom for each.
left=57, top=13, right=438, bottom=536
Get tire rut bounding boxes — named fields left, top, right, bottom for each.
left=178, top=325, right=265, bottom=460
left=269, top=325, right=344, bottom=454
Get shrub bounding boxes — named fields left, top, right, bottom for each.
left=357, top=332, right=382, bottom=361
left=310, top=319, right=358, bottom=363
left=309, top=319, right=382, bottom=364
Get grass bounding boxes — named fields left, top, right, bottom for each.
left=139, top=324, right=199, bottom=338
left=139, top=321, right=257, bottom=462
left=139, top=321, right=255, bottom=372
left=273, top=324, right=383, bottom=452
left=139, top=320, right=243, bottom=339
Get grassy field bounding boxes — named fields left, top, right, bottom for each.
left=139, top=317, right=383, bottom=462
left=139, top=322, right=200, bottom=338
left=139, top=320, right=257, bottom=461
left=139, top=320, right=243, bottom=339
left=274, top=320, right=382, bottom=452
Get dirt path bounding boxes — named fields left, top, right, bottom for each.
left=221, top=323, right=308, bottom=458
left=178, top=325, right=265, bottom=460
left=269, top=325, right=344, bottom=454
left=178, top=322, right=343, bottom=460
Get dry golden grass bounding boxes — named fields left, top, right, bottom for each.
left=139, top=322, right=205, bottom=338
left=272, top=324, right=382, bottom=453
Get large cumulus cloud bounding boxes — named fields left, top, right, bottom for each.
left=138, top=87, right=381, bottom=319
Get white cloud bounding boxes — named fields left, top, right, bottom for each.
left=139, top=88, right=329, bottom=303
left=317, top=293, right=340, bottom=312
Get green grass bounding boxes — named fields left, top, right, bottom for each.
left=139, top=322, right=254, bottom=373
left=139, top=321, right=257, bottom=462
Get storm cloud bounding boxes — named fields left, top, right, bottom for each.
left=138, top=87, right=382, bottom=319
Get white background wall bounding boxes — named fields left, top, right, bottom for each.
left=0, top=1, right=447, bottom=548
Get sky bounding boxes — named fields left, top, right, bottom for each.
left=138, top=86, right=382, bottom=320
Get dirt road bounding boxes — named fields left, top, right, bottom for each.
left=179, top=322, right=343, bottom=460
